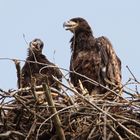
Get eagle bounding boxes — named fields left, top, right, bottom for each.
left=21, top=38, right=62, bottom=91
left=63, top=17, right=121, bottom=95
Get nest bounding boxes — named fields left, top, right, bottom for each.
left=0, top=77, right=140, bottom=140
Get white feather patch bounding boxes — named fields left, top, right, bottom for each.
left=102, top=67, right=106, bottom=72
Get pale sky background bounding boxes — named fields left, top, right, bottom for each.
left=0, top=0, right=140, bottom=92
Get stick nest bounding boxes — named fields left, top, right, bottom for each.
left=0, top=80, right=140, bottom=140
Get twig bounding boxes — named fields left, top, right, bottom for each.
left=42, top=83, right=66, bottom=140
left=36, top=105, right=75, bottom=140
left=126, top=65, right=139, bottom=83
left=107, top=124, right=123, bottom=140
left=61, top=88, right=75, bottom=105
left=112, top=114, right=140, bottom=127
left=0, top=105, right=16, bottom=110
left=25, top=119, right=37, bottom=140
left=0, top=130, right=26, bottom=138
left=87, top=126, right=96, bottom=139
left=14, top=95, right=45, bottom=121
left=9, top=85, right=62, bottom=97
left=23, top=33, right=28, bottom=45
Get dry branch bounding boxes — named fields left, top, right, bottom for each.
left=1, top=80, right=140, bottom=140
left=0, top=57, right=140, bottom=139
left=42, top=83, right=66, bottom=140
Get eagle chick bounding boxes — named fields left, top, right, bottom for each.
left=21, top=38, right=62, bottom=91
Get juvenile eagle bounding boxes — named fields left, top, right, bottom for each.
left=21, top=38, right=62, bottom=90
left=64, top=17, right=121, bottom=94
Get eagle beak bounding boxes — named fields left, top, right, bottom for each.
left=31, top=42, right=38, bottom=46
left=30, top=42, right=40, bottom=51
left=63, top=20, right=78, bottom=31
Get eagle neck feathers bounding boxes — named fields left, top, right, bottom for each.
left=70, top=31, right=95, bottom=53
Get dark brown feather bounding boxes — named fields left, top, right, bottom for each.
left=21, top=39, right=62, bottom=90
left=64, top=17, right=121, bottom=94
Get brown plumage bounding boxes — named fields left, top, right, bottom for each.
left=21, top=38, right=62, bottom=90
left=64, top=17, right=121, bottom=94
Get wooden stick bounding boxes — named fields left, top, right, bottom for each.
left=43, top=83, right=66, bottom=140
left=0, top=130, right=25, bottom=138
left=107, top=124, right=123, bottom=140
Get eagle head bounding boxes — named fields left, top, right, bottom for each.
left=63, top=17, right=92, bottom=34
left=29, top=38, right=44, bottom=54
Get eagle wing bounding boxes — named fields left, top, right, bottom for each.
left=21, top=61, right=31, bottom=88
left=96, top=36, right=121, bottom=88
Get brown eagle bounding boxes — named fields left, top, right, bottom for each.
left=21, top=38, right=62, bottom=90
left=63, top=17, right=121, bottom=94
